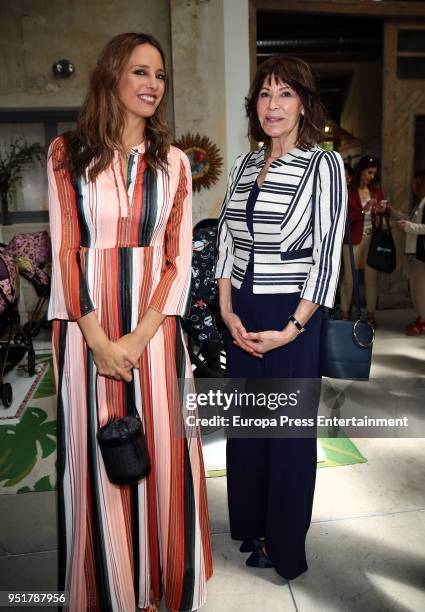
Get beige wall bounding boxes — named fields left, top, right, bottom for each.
left=170, top=0, right=228, bottom=225
left=0, top=0, right=172, bottom=117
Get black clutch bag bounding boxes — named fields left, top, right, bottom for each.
left=95, top=376, right=151, bottom=486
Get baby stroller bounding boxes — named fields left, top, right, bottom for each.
left=0, top=231, right=51, bottom=407
left=183, top=219, right=226, bottom=378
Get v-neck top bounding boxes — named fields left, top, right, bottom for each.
left=47, top=136, right=193, bottom=321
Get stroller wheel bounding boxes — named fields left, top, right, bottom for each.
left=1, top=383, right=13, bottom=408
left=28, top=351, right=36, bottom=377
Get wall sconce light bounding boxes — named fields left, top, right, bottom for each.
left=52, top=59, right=75, bottom=78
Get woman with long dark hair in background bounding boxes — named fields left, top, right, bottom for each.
left=340, top=156, right=387, bottom=327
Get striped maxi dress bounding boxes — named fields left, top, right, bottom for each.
left=47, top=136, right=213, bottom=611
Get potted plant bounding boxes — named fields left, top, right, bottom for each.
left=0, top=139, right=45, bottom=225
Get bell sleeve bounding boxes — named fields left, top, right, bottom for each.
left=301, top=150, right=347, bottom=308
left=47, top=136, right=96, bottom=321
left=148, top=153, right=192, bottom=316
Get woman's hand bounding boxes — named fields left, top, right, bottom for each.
left=221, top=311, right=263, bottom=358
left=242, top=327, right=298, bottom=354
left=116, top=332, right=146, bottom=367
left=92, top=338, right=138, bottom=382
left=376, top=199, right=388, bottom=214
left=397, top=220, right=408, bottom=232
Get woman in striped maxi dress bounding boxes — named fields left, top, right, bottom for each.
left=48, top=33, right=212, bottom=611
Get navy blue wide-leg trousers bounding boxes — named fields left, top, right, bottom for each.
left=225, top=281, right=322, bottom=580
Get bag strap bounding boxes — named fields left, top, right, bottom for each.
left=95, top=371, right=138, bottom=431
left=345, top=218, right=361, bottom=319
left=311, top=151, right=361, bottom=319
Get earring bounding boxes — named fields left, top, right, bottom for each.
left=301, top=109, right=305, bottom=116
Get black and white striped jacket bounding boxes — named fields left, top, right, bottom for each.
left=215, top=145, right=347, bottom=308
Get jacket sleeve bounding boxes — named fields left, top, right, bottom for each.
left=347, top=191, right=363, bottom=223
left=301, top=150, right=347, bottom=308
left=148, top=153, right=192, bottom=316
left=47, top=136, right=96, bottom=321
left=215, top=154, right=243, bottom=278
left=403, top=221, right=425, bottom=235
left=389, top=207, right=409, bottom=222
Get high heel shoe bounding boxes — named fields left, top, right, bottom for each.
left=239, top=538, right=264, bottom=552
left=246, top=548, right=273, bottom=568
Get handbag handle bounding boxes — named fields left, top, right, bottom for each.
left=94, top=371, right=139, bottom=431
left=311, top=152, right=361, bottom=319
left=376, top=211, right=391, bottom=232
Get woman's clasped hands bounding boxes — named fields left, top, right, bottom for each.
left=92, top=331, right=146, bottom=382
left=222, top=311, right=298, bottom=358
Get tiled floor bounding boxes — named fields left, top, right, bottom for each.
left=0, top=311, right=424, bottom=611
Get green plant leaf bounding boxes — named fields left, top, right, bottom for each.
left=34, top=475, right=55, bottom=492
left=0, top=407, right=56, bottom=487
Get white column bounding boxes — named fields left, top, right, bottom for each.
left=223, top=0, right=251, bottom=173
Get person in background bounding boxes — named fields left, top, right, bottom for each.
left=215, top=55, right=346, bottom=580
left=340, top=156, right=388, bottom=327
left=378, top=169, right=425, bottom=335
left=344, top=161, right=353, bottom=187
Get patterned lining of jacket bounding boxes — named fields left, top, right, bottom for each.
left=215, top=145, right=347, bottom=309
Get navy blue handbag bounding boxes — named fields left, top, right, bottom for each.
left=312, top=159, right=374, bottom=379
left=320, top=219, right=374, bottom=379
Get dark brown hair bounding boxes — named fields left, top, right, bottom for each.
left=67, top=32, right=171, bottom=182
left=351, top=156, right=380, bottom=191
left=414, top=169, right=425, bottom=198
left=245, top=56, right=326, bottom=149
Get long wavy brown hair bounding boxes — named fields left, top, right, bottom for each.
left=67, top=32, right=171, bottom=182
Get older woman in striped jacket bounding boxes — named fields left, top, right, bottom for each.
left=215, top=56, right=347, bottom=580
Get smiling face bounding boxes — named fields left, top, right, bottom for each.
left=256, top=74, right=304, bottom=144
left=117, top=43, right=166, bottom=123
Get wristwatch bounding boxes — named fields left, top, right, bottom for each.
left=288, top=315, right=305, bottom=334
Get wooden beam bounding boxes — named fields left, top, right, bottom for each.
left=252, top=0, right=425, bottom=18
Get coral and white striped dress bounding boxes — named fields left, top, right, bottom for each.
left=47, top=136, right=212, bottom=611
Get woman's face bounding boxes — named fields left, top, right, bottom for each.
left=360, top=166, right=377, bottom=186
left=256, top=75, right=303, bottom=142
left=117, top=43, right=166, bottom=122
